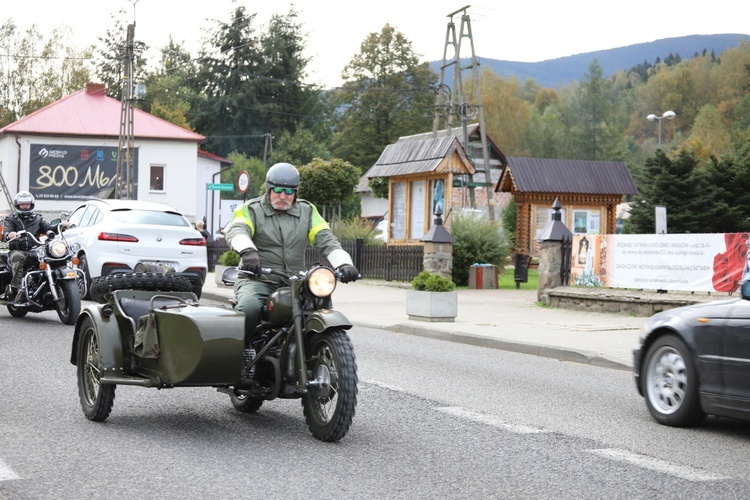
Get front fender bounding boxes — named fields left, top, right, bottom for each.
left=70, top=304, right=125, bottom=375
left=305, top=309, right=352, bottom=334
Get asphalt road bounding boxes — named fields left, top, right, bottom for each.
left=1, top=308, right=749, bottom=499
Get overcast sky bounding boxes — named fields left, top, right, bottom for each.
left=4, top=0, right=749, bottom=88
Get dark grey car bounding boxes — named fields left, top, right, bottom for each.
left=634, top=281, right=750, bottom=426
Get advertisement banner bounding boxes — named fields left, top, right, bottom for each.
left=571, top=233, right=750, bottom=293
left=28, top=144, right=138, bottom=200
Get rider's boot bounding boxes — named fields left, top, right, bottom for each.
left=13, top=287, right=26, bottom=304
left=2, top=285, right=17, bottom=301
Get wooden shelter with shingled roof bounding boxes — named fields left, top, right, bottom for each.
left=496, top=157, right=638, bottom=260
left=363, top=135, right=475, bottom=242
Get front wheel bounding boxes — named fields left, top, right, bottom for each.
left=78, top=254, right=92, bottom=300
left=77, top=315, right=116, bottom=421
left=302, top=328, right=358, bottom=442
left=642, top=334, right=704, bottom=426
left=230, top=391, right=264, bottom=413
left=6, top=304, right=28, bottom=318
left=56, top=279, right=82, bottom=325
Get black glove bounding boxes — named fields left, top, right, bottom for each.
left=337, top=264, right=359, bottom=283
left=239, top=249, right=262, bottom=277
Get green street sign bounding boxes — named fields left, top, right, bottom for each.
left=208, top=183, right=234, bottom=191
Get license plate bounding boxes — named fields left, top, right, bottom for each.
left=135, top=261, right=177, bottom=273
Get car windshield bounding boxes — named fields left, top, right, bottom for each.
left=109, top=209, right=190, bottom=227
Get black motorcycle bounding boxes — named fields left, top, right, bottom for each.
left=0, top=227, right=84, bottom=325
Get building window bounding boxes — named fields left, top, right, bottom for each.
left=150, top=165, right=165, bottom=192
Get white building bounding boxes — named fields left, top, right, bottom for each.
left=0, top=83, right=230, bottom=234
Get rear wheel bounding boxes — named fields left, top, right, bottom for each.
left=77, top=316, right=116, bottom=421
left=56, top=279, right=81, bottom=325
left=302, top=328, right=358, bottom=442
left=90, top=272, right=193, bottom=303
left=642, top=334, right=704, bottom=426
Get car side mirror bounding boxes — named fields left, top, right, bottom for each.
left=741, top=281, right=750, bottom=300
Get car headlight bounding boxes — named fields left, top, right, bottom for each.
left=307, top=267, right=337, bottom=298
left=48, top=239, right=69, bottom=258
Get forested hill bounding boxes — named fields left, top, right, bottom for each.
left=430, top=34, right=750, bottom=88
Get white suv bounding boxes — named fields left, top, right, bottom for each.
left=63, top=199, right=207, bottom=299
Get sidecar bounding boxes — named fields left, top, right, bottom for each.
left=71, top=287, right=246, bottom=420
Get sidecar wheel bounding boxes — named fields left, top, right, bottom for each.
left=230, top=391, right=264, bottom=413
left=303, top=328, right=358, bottom=442
left=56, top=280, right=82, bottom=325
left=90, top=272, right=193, bottom=303
left=77, top=316, right=116, bottom=421
left=6, top=304, right=28, bottom=318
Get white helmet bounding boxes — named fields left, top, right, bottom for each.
left=14, top=191, right=35, bottom=218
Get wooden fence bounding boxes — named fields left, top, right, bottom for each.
left=207, top=239, right=423, bottom=283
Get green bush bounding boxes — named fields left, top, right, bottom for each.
left=451, top=212, right=511, bottom=286
left=411, top=271, right=456, bottom=292
left=218, top=249, right=240, bottom=266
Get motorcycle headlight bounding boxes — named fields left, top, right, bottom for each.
left=307, top=267, right=337, bottom=298
left=48, top=239, right=69, bottom=258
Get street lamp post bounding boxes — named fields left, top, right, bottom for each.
left=646, top=110, right=676, bottom=148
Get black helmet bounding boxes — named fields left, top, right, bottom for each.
left=265, top=162, right=300, bottom=191
left=14, top=191, right=35, bottom=218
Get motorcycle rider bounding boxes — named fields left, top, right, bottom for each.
left=224, top=162, right=359, bottom=336
left=2, top=191, right=70, bottom=302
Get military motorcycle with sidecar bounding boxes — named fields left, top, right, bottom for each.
left=70, top=266, right=358, bottom=442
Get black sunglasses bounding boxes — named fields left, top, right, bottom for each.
left=271, top=187, right=296, bottom=195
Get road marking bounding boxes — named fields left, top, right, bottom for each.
left=588, top=448, right=731, bottom=481
left=0, top=459, right=20, bottom=481
left=436, top=406, right=550, bottom=434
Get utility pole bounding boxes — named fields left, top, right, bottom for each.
left=433, top=5, right=495, bottom=220
left=115, top=23, right=136, bottom=200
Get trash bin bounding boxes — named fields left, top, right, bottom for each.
left=469, top=264, right=499, bottom=289
left=514, top=254, right=529, bottom=289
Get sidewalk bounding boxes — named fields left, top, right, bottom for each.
left=200, top=273, right=649, bottom=371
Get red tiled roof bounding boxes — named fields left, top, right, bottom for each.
left=0, top=83, right=204, bottom=142
left=198, top=149, right=232, bottom=165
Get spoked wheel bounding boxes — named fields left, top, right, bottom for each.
left=302, top=328, right=358, bottom=442
left=56, top=280, right=82, bottom=325
left=77, top=316, right=116, bottom=421
left=642, top=334, right=704, bottom=427
left=230, top=391, right=264, bottom=413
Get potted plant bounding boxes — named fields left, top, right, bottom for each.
left=406, top=271, right=457, bottom=322
left=215, top=249, right=240, bottom=286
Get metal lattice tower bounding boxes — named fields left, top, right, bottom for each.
left=0, top=162, right=14, bottom=213
left=433, top=6, right=494, bottom=220
left=115, top=23, right=136, bottom=200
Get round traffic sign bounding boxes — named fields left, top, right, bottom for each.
left=238, top=170, right=250, bottom=193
